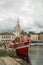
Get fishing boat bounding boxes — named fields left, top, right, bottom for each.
left=8, top=19, right=31, bottom=63
left=12, top=39, right=31, bottom=63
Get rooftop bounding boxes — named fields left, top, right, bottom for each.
left=0, top=32, right=15, bottom=35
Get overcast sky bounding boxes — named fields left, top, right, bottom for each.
left=0, top=0, right=43, bottom=32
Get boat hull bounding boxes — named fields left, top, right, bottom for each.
left=15, top=41, right=30, bottom=63
left=16, top=47, right=29, bottom=55
left=8, top=41, right=30, bottom=63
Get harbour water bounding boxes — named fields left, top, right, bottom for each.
left=29, top=43, right=43, bottom=65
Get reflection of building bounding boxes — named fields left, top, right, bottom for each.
left=0, top=32, right=15, bottom=43
left=29, top=32, right=39, bottom=42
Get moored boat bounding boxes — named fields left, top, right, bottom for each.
left=12, top=39, right=31, bottom=63
left=8, top=18, right=31, bottom=63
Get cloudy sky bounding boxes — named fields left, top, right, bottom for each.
left=0, top=0, right=43, bottom=32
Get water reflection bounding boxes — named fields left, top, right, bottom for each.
left=29, top=43, right=43, bottom=65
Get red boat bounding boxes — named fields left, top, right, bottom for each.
left=8, top=19, right=31, bottom=63
left=12, top=38, right=31, bottom=63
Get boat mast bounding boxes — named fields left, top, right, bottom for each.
left=17, top=18, right=21, bottom=34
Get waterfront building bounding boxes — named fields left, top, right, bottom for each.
left=0, top=32, right=15, bottom=43
left=38, top=32, right=43, bottom=42
left=29, top=32, right=39, bottom=42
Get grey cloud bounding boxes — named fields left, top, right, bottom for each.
left=0, top=0, right=43, bottom=32
left=33, top=0, right=43, bottom=21
left=0, top=0, right=27, bottom=18
left=0, top=17, right=27, bottom=32
left=0, top=0, right=26, bottom=11
left=35, top=21, right=43, bottom=28
left=0, top=18, right=17, bottom=32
